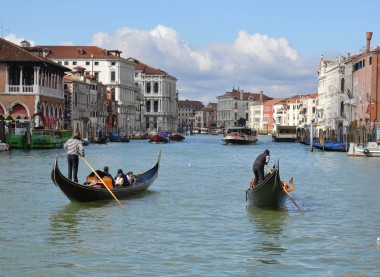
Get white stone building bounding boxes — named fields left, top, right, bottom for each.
left=130, top=59, right=178, bottom=132
left=216, top=88, right=270, bottom=128
left=30, top=45, right=136, bottom=135
left=317, top=55, right=346, bottom=132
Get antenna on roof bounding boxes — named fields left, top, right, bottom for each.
left=1, top=23, right=10, bottom=38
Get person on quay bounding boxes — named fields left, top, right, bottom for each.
left=63, top=134, right=84, bottom=183
left=252, top=149, right=270, bottom=185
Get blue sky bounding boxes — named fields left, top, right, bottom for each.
left=2, top=0, right=379, bottom=103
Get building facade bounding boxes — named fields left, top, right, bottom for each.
left=29, top=45, right=136, bottom=136
left=217, top=88, right=271, bottom=128
left=0, top=38, right=69, bottom=130
left=131, top=59, right=178, bottom=132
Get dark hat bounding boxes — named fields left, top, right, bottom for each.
left=264, top=149, right=270, bottom=155
left=104, top=166, right=109, bottom=172
left=117, top=169, right=123, bottom=173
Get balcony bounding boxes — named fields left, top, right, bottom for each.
left=6, top=85, right=64, bottom=98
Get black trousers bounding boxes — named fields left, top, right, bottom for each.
left=67, top=154, right=79, bottom=182
left=253, top=165, right=265, bottom=184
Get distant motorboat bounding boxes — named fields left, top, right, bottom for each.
left=222, top=127, right=258, bottom=145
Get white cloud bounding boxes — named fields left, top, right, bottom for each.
left=5, top=34, right=35, bottom=46
left=92, top=25, right=318, bottom=102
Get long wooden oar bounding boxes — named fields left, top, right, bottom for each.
left=266, top=167, right=304, bottom=216
left=81, top=156, right=123, bottom=207
left=282, top=184, right=304, bottom=216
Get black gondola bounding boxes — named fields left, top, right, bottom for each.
left=51, top=151, right=161, bottom=202
left=246, top=161, right=287, bottom=209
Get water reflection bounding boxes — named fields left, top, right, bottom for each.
left=246, top=206, right=288, bottom=264
left=47, top=202, right=102, bottom=245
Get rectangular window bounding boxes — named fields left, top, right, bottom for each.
left=111, top=62, right=116, bottom=65
left=369, top=57, right=372, bottom=65
left=94, top=62, right=99, bottom=65
left=73, top=61, right=77, bottom=65
left=86, top=61, right=90, bottom=65
left=111, top=71, right=116, bottom=81
left=64, top=61, right=68, bottom=65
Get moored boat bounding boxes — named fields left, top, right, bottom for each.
left=149, top=135, right=170, bottom=143
left=51, top=151, right=161, bottom=202
left=272, top=125, right=297, bottom=142
left=348, top=142, right=380, bottom=157
left=0, top=140, right=9, bottom=151
left=222, top=127, right=258, bottom=145
left=108, top=132, right=130, bottom=142
left=170, top=133, right=185, bottom=141
left=313, top=141, right=349, bottom=152
left=246, top=162, right=287, bottom=209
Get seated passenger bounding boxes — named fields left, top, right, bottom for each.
left=103, top=166, right=115, bottom=188
left=85, top=170, right=114, bottom=189
left=127, top=171, right=137, bottom=186
left=114, top=169, right=127, bottom=187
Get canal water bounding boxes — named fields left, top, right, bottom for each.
left=0, top=135, right=379, bottom=276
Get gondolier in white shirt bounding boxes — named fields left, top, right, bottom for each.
left=63, top=134, right=85, bottom=183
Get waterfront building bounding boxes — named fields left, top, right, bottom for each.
left=248, top=102, right=264, bottom=132
left=63, top=71, right=109, bottom=141
left=203, top=103, right=218, bottom=129
left=252, top=98, right=284, bottom=134
left=299, top=93, right=318, bottom=126
left=316, top=54, right=346, bottom=139
left=216, top=88, right=271, bottom=129
left=346, top=32, right=380, bottom=136
left=29, top=44, right=136, bottom=136
left=0, top=38, right=69, bottom=130
left=177, top=99, right=204, bottom=133
left=130, top=58, right=178, bottom=132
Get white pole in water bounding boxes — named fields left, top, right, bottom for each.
left=310, top=120, right=314, bottom=152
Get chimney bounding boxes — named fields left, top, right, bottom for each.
left=366, top=32, right=373, bottom=52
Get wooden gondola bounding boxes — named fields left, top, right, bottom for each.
left=51, top=151, right=161, bottom=202
left=246, top=161, right=287, bottom=209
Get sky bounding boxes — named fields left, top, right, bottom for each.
left=1, top=0, right=379, bottom=103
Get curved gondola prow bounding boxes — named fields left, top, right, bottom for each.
left=246, top=159, right=286, bottom=209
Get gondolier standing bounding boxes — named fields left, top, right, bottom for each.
left=63, top=134, right=85, bottom=182
left=252, top=149, right=270, bottom=185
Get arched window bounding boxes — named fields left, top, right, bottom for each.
left=154, top=82, right=159, bottom=93
left=340, top=78, right=345, bottom=93
left=146, top=82, right=151, bottom=93
left=154, top=101, right=159, bottom=112
left=146, top=100, right=151, bottom=112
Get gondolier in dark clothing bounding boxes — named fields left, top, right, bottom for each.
left=253, top=149, right=270, bottom=185
left=63, top=134, right=84, bottom=183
